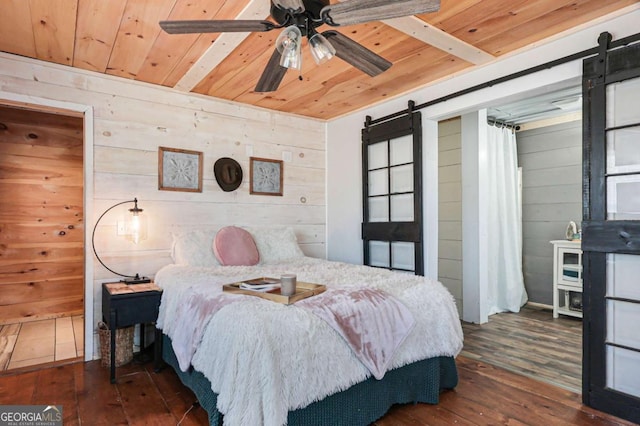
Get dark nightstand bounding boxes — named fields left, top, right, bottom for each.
left=102, top=282, right=163, bottom=383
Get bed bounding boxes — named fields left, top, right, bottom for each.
left=154, top=227, right=463, bottom=426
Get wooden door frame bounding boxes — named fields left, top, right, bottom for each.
left=1, top=93, right=95, bottom=361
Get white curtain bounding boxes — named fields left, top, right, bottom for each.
left=486, top=124, right=528, bottom=314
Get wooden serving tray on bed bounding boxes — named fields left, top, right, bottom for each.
left=222, top=277, right=326, bottom=305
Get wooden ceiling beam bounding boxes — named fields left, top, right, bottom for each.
left=174, top=0, right=270, bottom=92
left=383, top=16, right=495, bottom=65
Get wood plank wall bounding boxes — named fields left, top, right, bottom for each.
left=516, top=120, right=582, bottom=305
left=0, top=106, right=84, bottom=325
left=438, top=118, right=463, bottom=314
left=0, top=52, right=326, bottom=353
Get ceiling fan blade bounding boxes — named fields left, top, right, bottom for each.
left=255, top=49, right=289, bottom=92
left=159, top=20, right=275, bottom=34
left=322, top=31, right=391, bottom=77
left=321, top=0, right=440, bottom=26
left=273, top=0, right=305, bottom=12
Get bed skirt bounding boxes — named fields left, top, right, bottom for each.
left=162, top=335, right=458, bottom=426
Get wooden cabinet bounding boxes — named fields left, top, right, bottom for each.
left=551, top=240, right=582, bottom=319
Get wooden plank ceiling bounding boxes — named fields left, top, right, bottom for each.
left=0, top=0, right=637, bottom=120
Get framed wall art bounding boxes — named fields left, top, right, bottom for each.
left=158, top=147, right=203, bottom=192
left=250, top=157, right=283, bottom=196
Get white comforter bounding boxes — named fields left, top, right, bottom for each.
left=155, top=257, right=463, bottom=426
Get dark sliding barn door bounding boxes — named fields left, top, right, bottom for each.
left=361, top=106, right=423, bottom=275
left=582, top=32, right=640, bottom=423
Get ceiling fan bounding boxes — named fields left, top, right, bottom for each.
left=160, top=0, right=440, bottom=92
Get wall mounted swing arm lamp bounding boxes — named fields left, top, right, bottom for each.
left=92, top=197, right=151, bottom=284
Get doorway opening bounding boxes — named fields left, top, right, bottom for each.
left=437, top=84, right=584, bottom=392
left=0, top=104, right=85, bottom=372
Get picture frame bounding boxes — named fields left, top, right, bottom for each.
left=250, top=157, right=283, bottom=196
left=158, top=147, right=203, bottom=192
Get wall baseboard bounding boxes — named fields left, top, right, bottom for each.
left=526, top=301, right=553, bottom=310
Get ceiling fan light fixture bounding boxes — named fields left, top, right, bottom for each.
left=161, top=0, right=441, bottom=92
left=276, top=25, right=303, bottom=70
left=309, top=32, right=336, bottom=65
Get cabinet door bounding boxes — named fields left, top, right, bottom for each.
left=557, top=247, right=583, bottom=288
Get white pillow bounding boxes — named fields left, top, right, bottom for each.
left=171, top=229, right=220, bottom=267
left=246, top=226, right=304, bottom=264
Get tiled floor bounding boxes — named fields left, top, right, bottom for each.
left=0, top=315, right=83, bottom=371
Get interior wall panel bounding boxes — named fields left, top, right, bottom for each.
left=438, top=118, right=463, bottom=314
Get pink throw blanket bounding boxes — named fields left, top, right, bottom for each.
left=172, top=285, right=415, bottom=379
left=172, top=291, right=243, bottom=371
left=297, top=287, right=415, bottom=380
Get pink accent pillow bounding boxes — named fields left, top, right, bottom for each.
left=213, top=226, right=259, bottom=266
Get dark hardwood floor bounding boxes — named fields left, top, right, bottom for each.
left=0, top=306, right=631, bottom=425
left=375, top=356, right=634, bottom=426
left=0, top=354, right=633, bottom=425
left=0, top=359, right=209, bottom=426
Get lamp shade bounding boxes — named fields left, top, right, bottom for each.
left=276, top=25, right=302, bottom=70
left=309, top=32, right=336, bottom=65
left=127, top=202, right=147, bottom=244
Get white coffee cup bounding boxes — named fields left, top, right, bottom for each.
left=280, top=274, right=297, bottom=296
